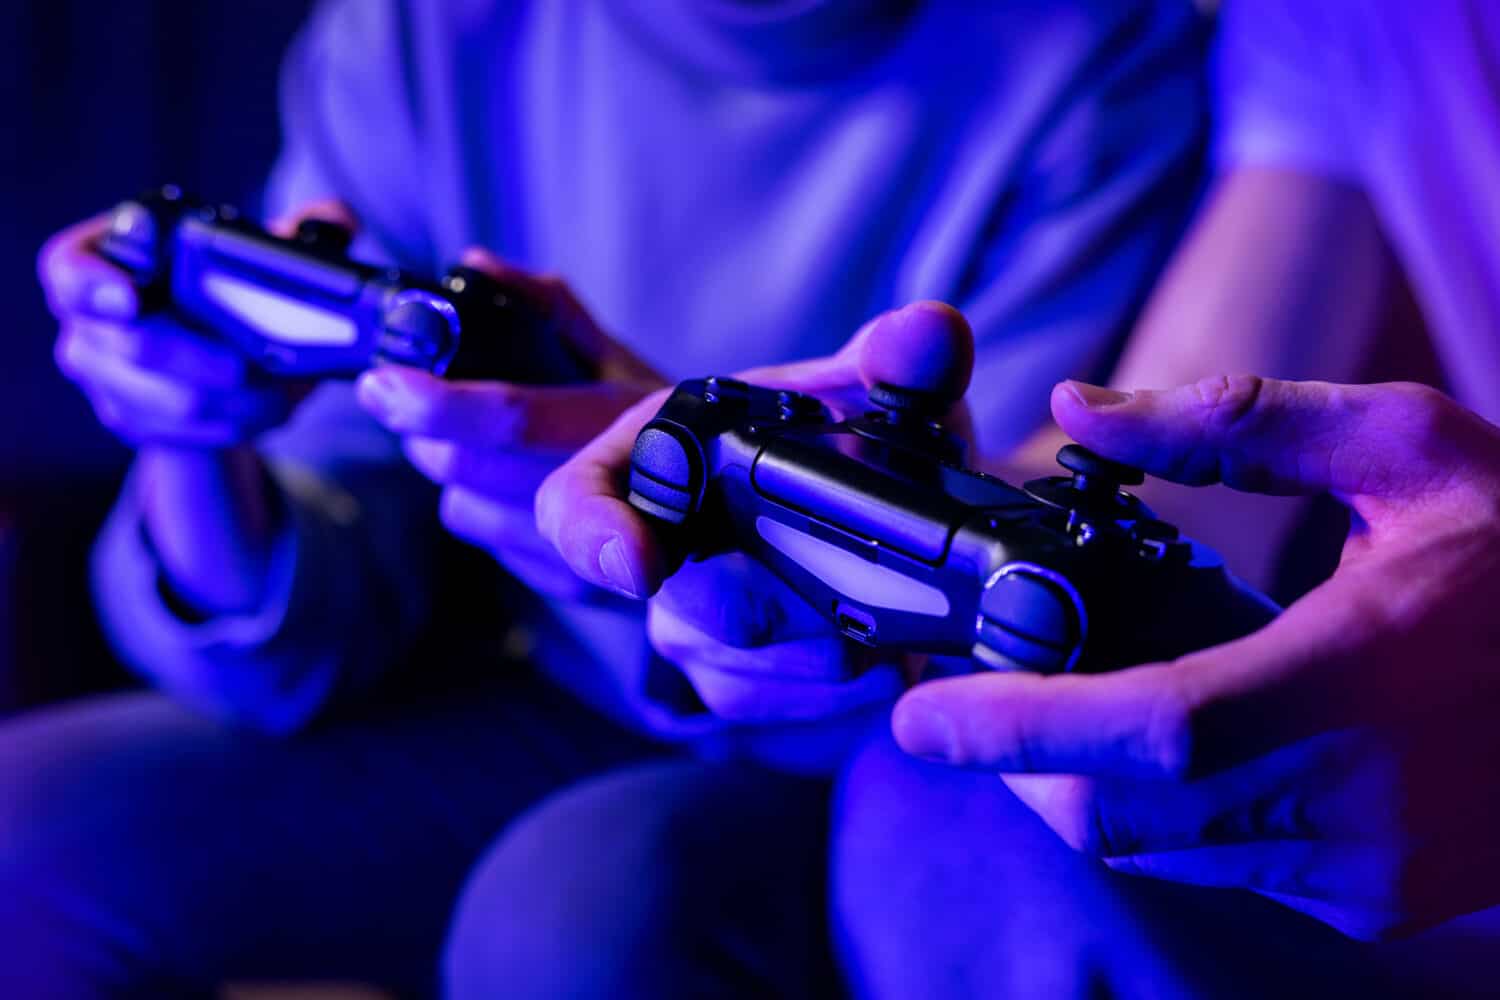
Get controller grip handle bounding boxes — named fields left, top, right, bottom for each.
left=439, top=267, right=591, bottom=384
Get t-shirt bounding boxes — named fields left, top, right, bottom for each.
left=1216, top=0, right=1500, bottom=424
left=92, top=0, right=1207, bottom=763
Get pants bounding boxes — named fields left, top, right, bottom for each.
left=0, top=671, right=835, bottom=999
left=0, top=672, right=649, bottom=998
left=444, top=762, right=838, bottom=998
left=831, top=727, right=1500, bottom=1000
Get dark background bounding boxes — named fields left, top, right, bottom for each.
left=5, top=1, right=315, bottom=480
left=1, top=1, right=316, bottom=706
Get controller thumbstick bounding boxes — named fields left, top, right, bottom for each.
left=868, top=381, right=951, bottom=420
left=1056, top=444, right=1144, bottom=495
left=379, top=295, right=456, bottom=369
left=294, top=219, right=355, bottom=257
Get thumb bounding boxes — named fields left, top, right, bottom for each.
left=266, top=199, right=361, bottom=241
left=732, top=300, right=975, bottom=418
left=1051, top=376, right=1498, bottom=507
left=857, top=299, right=974, bottom=405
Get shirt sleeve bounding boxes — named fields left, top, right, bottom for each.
left=1213, top=0, right=1361, bottom=181
left=90, top=0, right=441, bottom=734
left=952, top=0, right=1213, bottom=454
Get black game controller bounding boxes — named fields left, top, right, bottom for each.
left=627, top=377, right=1279, bottom=674
left=97, top=186, right=588, bottom=383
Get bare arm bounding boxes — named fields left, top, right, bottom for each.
left=1012, top=166, right=1405, bottom=587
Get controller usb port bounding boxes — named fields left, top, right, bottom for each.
left=834, top=603, right=877, bottom=645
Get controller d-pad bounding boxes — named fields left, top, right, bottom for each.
left=629, top=427, right=701, bottom=524
left=974, top=568, right=1082, bottom=674
left=380, top=296, right=454, bottom=367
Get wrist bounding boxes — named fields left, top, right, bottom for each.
left=136, top=445, right=287, bottom=615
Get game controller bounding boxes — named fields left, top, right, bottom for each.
left=627, top=377, right=1279, bottom=674
left=97, top=186, right=588, bottom=383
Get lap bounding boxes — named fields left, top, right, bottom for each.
left=832, top=727, right=1500, bottom=1000
left=446, top=760, right=840, bottom=1000
left=0, top=672, right=653, bottom=997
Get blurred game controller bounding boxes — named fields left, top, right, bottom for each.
left=98, top=186, right=588, bottom=383
left=627, top=376, right=1279, bottom=674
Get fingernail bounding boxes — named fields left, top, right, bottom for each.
left=403, top=437, right=453, bottom=479
left=355, top=369, right=405, bottom=417
left=892, top=699, right=956, bottom=762
left=89, top=282, right=136, bottom=319
left=1064, top=381, right=1133, bottom=409
left=597, top=536, right=641, bottom=599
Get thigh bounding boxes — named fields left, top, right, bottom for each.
left=831, top=727, right=1423, bottom=1000
left=445, top=760, right=840, bottom=1000
left=0, top=674, right=653, bottom=998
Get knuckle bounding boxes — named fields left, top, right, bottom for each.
left=1140, top=679, right=1197, bottom=780
left=1376, top=850, right=1429, bottom=928
left=53, top=331, right=81, bottom=377
left=437, top=490, right=480, bottom=540
left=1386, top=381, right=1469, bottom=466
left=536, top=273, right=570, bottom=297
left=160, top=387, right=210, bottom=423
left=1073, top=787, right=1119, bottom=857
left=1191, top=374, right=1267, bottom=435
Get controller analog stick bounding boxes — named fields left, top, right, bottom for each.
left=868, top=381, right=951, bottom=419
left=1056, top=444, right=1144, bottom=489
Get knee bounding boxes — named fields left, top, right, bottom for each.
left=443, top=766, right=718, bottom=999
left=0, top=695, right=218, bottom=996
left=831, top=726, right=1122, bottom=1000
left=444, top=762, right=828, bottom=1000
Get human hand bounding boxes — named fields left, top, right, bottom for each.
left=893, top=375, right=1500, bottom=940
left=537, top=301, right=976, bottom=722
left=42, top=203, right=351, bottom=448
left=354, top=250, right=663, bottom=600
left=41, top=201, right=358, bottom=614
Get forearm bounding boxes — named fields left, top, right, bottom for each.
left=136, top=445, right=284, bottom=616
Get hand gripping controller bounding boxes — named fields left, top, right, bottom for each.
left=97, top=186, right=588, bottom=383
left=627, top=378, right=1279, bottom=674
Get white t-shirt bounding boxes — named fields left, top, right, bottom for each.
left=1216, top=0, right=1500, bottom=423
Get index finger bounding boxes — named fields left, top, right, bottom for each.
left=38, top=214, right=139, bottom=321
left=892, top=578, right=1379, bottom=779
left=534, top=388, right=675, bottom=599
left=1051, top=376, right=1500, bottom=511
